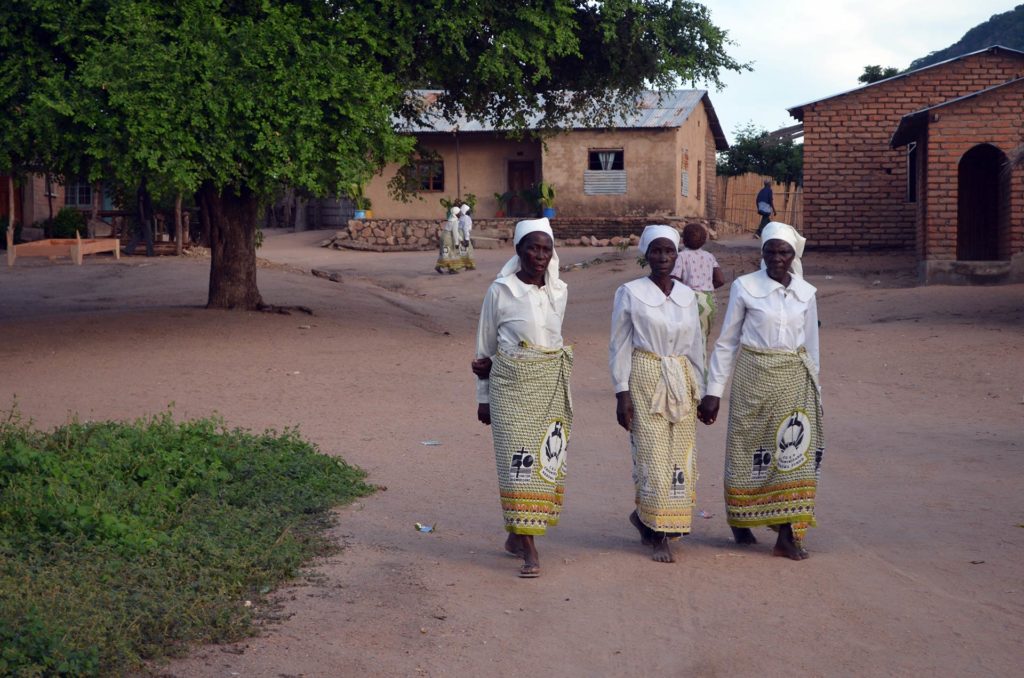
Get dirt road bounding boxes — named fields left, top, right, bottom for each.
left=2, top=230, right=1021, bottom=677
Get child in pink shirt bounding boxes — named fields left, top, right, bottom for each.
left=671, top=223, right=724, bottom=346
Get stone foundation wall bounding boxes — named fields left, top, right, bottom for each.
left=322, top=216, right=737, bottom=252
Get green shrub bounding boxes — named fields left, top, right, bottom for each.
left=46, top=207, right=87, bottom=238
left=0, top=409, right=375, bottom=676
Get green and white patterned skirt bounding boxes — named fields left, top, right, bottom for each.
left=695, top=290, right=716, bottom=348
left=489, top=343, right=574, bottom=535
left=628, top=349, right=700, bottom=534
left=435, top=230, right=464, bottom=273
left=723, top=345, right=824, bottom=542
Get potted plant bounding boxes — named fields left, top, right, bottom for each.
left=347, top=183, right=372, bottom=219
left=493, top=191, right=513, bottom=218
left=538, top=181, right=556, bottom=218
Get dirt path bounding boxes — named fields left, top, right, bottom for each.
left=2, top=231, right=1022, bottom=677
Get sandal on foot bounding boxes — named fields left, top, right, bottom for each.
left=518, top=564, right=540, bottom=578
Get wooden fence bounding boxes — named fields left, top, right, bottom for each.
left=715, top=173, right=802, bottom=232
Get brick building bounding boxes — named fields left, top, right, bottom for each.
left=891, top=77, right=1024, bottom=282
left=789, top=46, right=1024, bottom=282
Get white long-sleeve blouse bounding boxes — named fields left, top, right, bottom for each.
left=706, top=269, right=819, bottom=398
left=475, top=274, right=567, bottom=403
left=609, top=277, right=706, bottom=395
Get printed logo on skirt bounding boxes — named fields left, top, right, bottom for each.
left=539, top=420, right=567, bottom=483
left=776, top=410, right=811, bottom=472
left=509, top=447, right=535, bottom=483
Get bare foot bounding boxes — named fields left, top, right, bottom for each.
left=518, top=535, right=540, bottom=577
left=731, top=527, right=758, bottom=545
left=629, top=510, right=654, bottom=546
left=504, top=533, right=525, bottom=558
left=771, top=524, right=806, bottom=561
left=651, top=532, right=675, bottom=563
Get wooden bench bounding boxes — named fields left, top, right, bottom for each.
left=6, top=229, right=120, bottom=266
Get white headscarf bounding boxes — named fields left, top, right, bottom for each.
left=638, top=224, right=680, bottom=255
left=760, top=221, right=807, bottom=276
left=459, top=204, right=470, bottom=215
left=498, top=218, right=566, bottom=302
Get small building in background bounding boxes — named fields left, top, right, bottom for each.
left=355, top=90, right=728, bottom=222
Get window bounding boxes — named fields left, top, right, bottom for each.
left=906, top=142, right=918, bottom=203
left=415, top=159, right=444, bottom=192
left=696, top=160, right=702, bottom=201
left=585, top=148, right=626, bottom=195
left=680, top=149, right=689, bottom=197
left=588, top=149, right=624, bottom=170
left=64, top=180, right=92, bottom=207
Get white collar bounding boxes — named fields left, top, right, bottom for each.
left=738, top=269, right=815, bottom=301
left=497, top=272, right=563, bottom=300
left=624, top=277, right=695, bottom=308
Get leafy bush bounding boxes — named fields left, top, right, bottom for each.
left=0, top=409, right=374, bottom=676
left=45, top=207, right=88, bottom=238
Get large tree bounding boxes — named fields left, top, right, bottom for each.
left=1, top=0, right=745, bottom=309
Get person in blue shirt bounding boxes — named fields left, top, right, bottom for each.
left=755, top=179, right=775, bottom=237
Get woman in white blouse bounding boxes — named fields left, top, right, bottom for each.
left=435, top=205, right=463, bottom=274
left=698, top=222, right=823, bottom=561
left=472, top=218, right=572, bottom=578
left=610, top=225, right=705, bottom=563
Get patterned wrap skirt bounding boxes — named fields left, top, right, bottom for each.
left=435, top=230, right=464, bottom=273
left=458, top=237, right=476, bottom=270
left=489, top=343, right=574, bottom=535
left=723, top=345, right=824, bottom=542
left=695, top=291, right=716, bottom=349
left=628, top=349, right=700, bottom=534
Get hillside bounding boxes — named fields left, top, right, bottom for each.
left=909, top=4, right=1024, bottom=70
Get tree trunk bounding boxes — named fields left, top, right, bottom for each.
left=202, top=182, right=263, bottom=310
left=197, top=192, right=211, bottom=247
left=174, top=194, right=183, bottom=256
left=294, top=196, right=308, bottom=231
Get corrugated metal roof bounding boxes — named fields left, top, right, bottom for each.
left=400, top=89, right=706, bottom=132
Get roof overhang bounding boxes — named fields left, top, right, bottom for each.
left=788, top=45, right=1024, bottom=121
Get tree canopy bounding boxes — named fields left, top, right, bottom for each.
left=716, top=123, right=802, bottom=185
left=858, top=65, right=901, bottom=84
left=1, top=0, right=746, bottom=308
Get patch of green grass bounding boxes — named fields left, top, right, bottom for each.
left=0, top=409, right=375, bottom=676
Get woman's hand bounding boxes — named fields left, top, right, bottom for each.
left=477, top=403, right=491, bottom=425
left=471, top=356, right=491, bottom=383
left=471, top=357, right=492, bottom=379
left=616, top=391, right=634, bottom=431
left=697, top=396, right=720, bottom=425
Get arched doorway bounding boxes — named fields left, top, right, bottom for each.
left=957, top=144, right=1009, bottom=260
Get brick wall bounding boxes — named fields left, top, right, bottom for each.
left=921, top=80, right=1024, bottom=262
left=800, top=50, right=1024, bottom=250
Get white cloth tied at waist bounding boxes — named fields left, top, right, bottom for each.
left=648, top=353, right=698, bottom=423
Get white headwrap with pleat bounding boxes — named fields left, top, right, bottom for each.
left=760, top=221, right=807, bottom=276
left=497, top=218, right=566, bottom=304
left=638, top=224, right=680, bottom=255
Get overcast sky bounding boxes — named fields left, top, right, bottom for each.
left=695, top=1, right=1019, bottom=141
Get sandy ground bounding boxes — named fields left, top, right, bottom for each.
left=2, top=229, right=1022, bottom=677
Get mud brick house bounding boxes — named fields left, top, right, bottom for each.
left=359, top=90, right=728, bottom=222
left=789, top=46, right=1024, bottom=283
